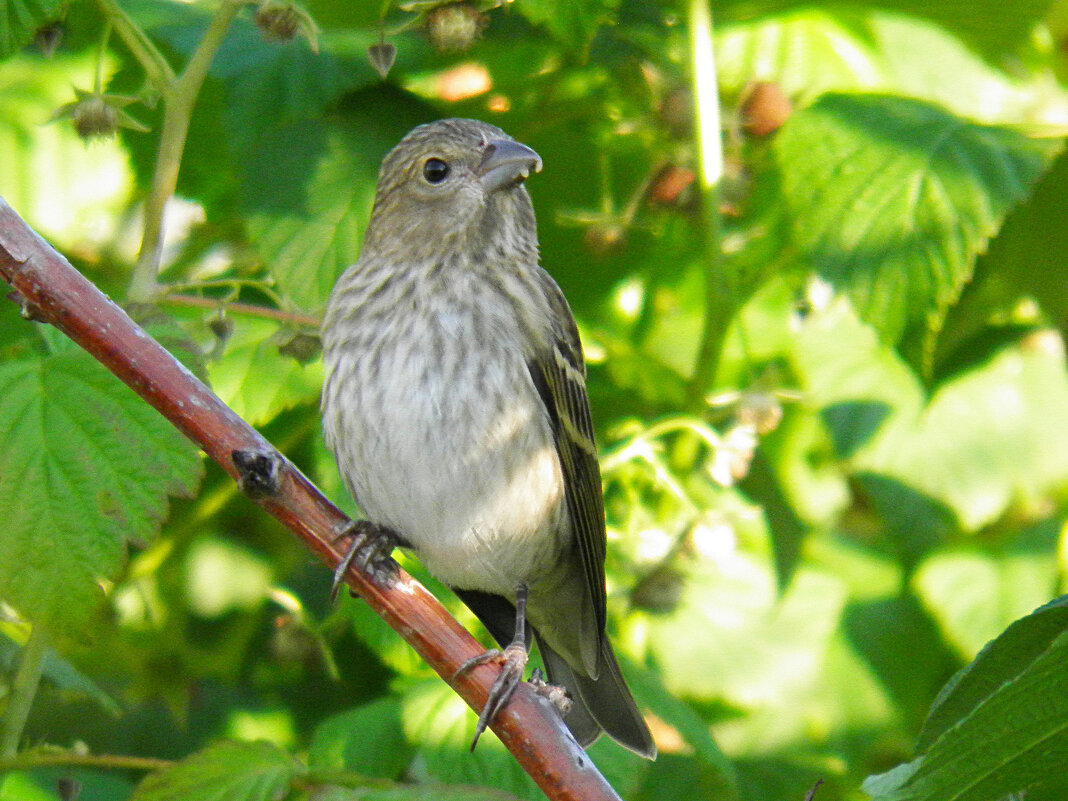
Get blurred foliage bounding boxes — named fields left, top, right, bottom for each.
left=2, top=0, right=1068, bottom=799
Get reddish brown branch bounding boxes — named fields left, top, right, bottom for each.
left=0, top=199, right=623, bottom=801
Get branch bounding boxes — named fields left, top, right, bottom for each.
left=0, top=199, right=624, bottom=801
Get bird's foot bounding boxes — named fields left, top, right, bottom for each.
left=529, top=667, right=572, bottom=717
left=330, top=519, right=399, bottom=600
left=454, top=641, right=528, bottom=751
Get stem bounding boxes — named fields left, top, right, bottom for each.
left=92, top=0, right=176, bottom=92
left=0, top=752, right=173, bottom=773
left=127, top=0, right=244, bottom=302
left=159, top=294, right=321, bottom=328
left=0, top=625, right=49, bottom=758
left=684, top=0, right=734, bottom=408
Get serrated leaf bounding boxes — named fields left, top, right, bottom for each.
left=775, top=93, right=1050, bottom=348
left=980, top=147, right=1068, bottom=326
left=0, top=347, right=202, bottom=634
left=0, top=0, right=63, bottom=58
left=131, top=740, right=296, bottom=801
left=515, top=0, right=620, bottom=50
left=207, top=317, right=323, bottom=426
left=864, top=628, right=1068, bottom=801
left=241, top=118, right=375, bottom=313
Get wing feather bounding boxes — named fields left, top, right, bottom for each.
left=526, top=277, right=608, bottom=644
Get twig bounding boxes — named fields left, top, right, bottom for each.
left=0, top=751, right=174, bottom=773
left=159, top=293, right=321, bottom=328
left=0, top=199, right=624, bottom=801
left=116, top=0, right=244, bottom=303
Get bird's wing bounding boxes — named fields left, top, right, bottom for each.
left=526, top=274, right=608, bottom=643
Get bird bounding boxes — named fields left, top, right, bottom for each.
left=320, top=117, right=656, bottom=759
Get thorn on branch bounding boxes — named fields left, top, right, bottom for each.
left=232, top=448, right=284, bottom=499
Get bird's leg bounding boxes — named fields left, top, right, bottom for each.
left=453, top=583, right=531, bottom=751
left=330, top=519, right=400, bottom=600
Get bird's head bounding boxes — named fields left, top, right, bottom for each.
left=363, top=118, right=543, bottom=260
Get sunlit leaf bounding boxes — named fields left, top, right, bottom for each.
left=776, top=93, right=1050, bottom=348
left=794, top=301, right=1068, bottom=532
left=240, top=95, right=429, bottom=313
left=207, top=317, right=323, bottom=426
left=912, top=548, right=1059, bottom=660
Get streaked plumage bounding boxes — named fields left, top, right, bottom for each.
left=320, top=118, right=655, bottom=758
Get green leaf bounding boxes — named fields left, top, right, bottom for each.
left=131, top=740, right=297, bottom=801
left=0, top=346, right=202, bottom=634
left=717, top=9, right=885, bottom=100
left=312, top=782, right=523, bottom=801
left=775, top=93, right=1050, bottom=348
left=917, top=595, right=1068, bottom=752
left=793, top=301, right=1068, bottom=532
left=864, top=626, right=1068, bottom=801
left=622, top=659, right=739, bottom=798
left=241, top=118, right=375, bottom=313
left=912, top=547, right=1061, bottom=664
left=642, top=551, right=850, bottom=715
left=309, top=698, right=414, bottom=780
left=715, top=0, right=1054, bottom=60
left=240, top=92, right=429, bottom=313
left=0, top=628, right=121, bottom=714
left=978, top=147, right=1068, bottom=328
left=207, top=317, right=323, bottom=426
left=514, top=0, right=620, bottom=50
left=400, top=679, right=540, bottom=801
left=865, top=0, right=1055, bottom=60
left=0, top=0, right=63, bottom=58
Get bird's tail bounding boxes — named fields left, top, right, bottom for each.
left=537, top=633, right=657, bottom=759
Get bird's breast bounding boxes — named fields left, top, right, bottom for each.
left=322, top=279, right=568, bottom=594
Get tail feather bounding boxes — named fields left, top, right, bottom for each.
left=455, top=587, right=656, bottom=759
left=538, top=633, right=657, bottom=759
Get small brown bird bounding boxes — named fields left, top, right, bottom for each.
left=320, top=118, right=656, bottom=758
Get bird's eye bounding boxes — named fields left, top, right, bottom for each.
left=423, top=158, right=450, bottom=184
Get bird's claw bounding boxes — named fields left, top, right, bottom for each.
left=330, top=520, right=399, bottom=601
left=529, top=668, right=572, bottom=716
left=454, top=642, right=528, bottom=751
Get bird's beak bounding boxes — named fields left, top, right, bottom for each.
left=477, top=139, right=543, bottom=193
